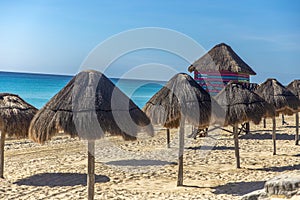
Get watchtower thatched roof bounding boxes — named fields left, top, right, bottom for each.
left=188, top=43, right=256, bottom=75
left=287, top=80, right=300, bottom=99
left=255, top=79, right=300, bottom=115
left=143, top=73, right=220, bottom=129
left=29, top=70, right=153, bottom=144
left=214, top=82, right=275, bottom=126
left=0, top=93, right=37, bottom=138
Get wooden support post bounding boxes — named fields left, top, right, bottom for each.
left=296, top=113, right=299, bottom=145
left=263, top=118, right=266, bottom=128
left=166, top=129, right=170, bottom=148
left=233, top=125, right=240, bottom=169
left=177, top=117, right=185, bottom=186
left=0, top=131, right=5, bottom=178
left=88, top=140, right=95, bottom=200
left=245, top=122, right=250, bottom=134
left=272, top=117, right=276, bottom=155
left=282, top=114, right=285, bottom=125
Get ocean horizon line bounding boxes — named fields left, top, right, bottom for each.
left=0, top=70, right=165, bottom=109
left=0, top=70, right=167, bottom=83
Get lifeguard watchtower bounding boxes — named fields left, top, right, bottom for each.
left=188, top=43, right=256, bottom=96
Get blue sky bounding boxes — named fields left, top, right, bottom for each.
left=0, top=0, right=299, bottom=84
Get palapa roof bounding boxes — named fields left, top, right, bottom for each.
left=287, top=80, right=300, bottom=99
left=214, top=82, right=275, bottom=126
left=188, top=43, right=256, bottom=75
left=255, top=78, right=300, bottom=115
left=143, top=73, right=220, bottom=129
left=0, top=93, right=37, bottom=138
left=29, top=70, right=153, bottom=144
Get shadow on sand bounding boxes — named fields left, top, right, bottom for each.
left=212, top=181, right=265, bottom=196
left=285, top=125, right=297, bottom=128
left=248, top=129, right=273, bottom=132
left=180, top=184, right=203, bottom=188
left=14, top=173, right=110, bottom=187
left=252, top=164, right=300, bottom=172
left=240, top=133, right=295, bottom=140
left=105, top=159, right=177, bottom=167
left=186, top=145, right=235, bottom=151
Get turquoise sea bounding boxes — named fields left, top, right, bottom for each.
left=0, top=71, right=165, bottom=109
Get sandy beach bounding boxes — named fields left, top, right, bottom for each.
left=0, top=115, right=299, bottom=200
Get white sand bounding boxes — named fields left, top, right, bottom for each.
left=0, top=115, right=300, bottom=199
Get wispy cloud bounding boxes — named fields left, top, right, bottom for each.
left=241, top=33, right=300, bottom=51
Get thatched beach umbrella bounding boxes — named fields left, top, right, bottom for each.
left=255, top=78, right=300, bottom=154
left=287, top=80, right=300, bottom=99
left=287, top=80, right=300, bottom=145
left=214, top=82, right=275, bottom=168
left=143, top=73, right=217, bottom=186
left=0, top=93, right=37, bottom=178
left=29, top=70, right=153, bottom=200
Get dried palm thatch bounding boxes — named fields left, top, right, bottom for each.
left=214, top=82, right=275, bottom=126
left=188, top=43, right=256, bottom=75
left=287, top=80, right=300, bottom=99
left=255, top=79, right=300, bottom=115
left=143, top=73, right=217, bottom=129
left=0, top=93, right=37, bottom=138
left=29, top=70, right=153, bottom=144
